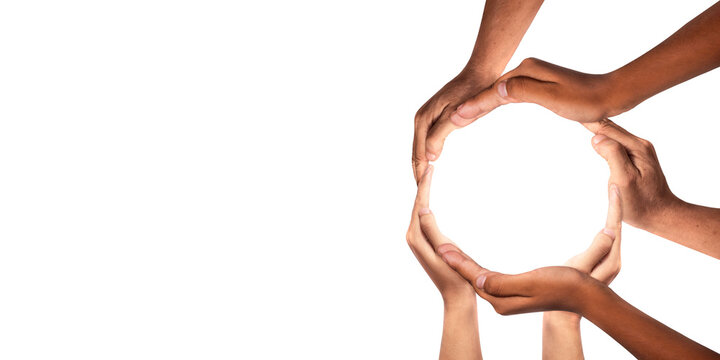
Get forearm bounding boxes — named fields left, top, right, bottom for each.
left=542, top=311, right=584, bottom=360
left=440, top=298, right=482, bottom=360
left=646, top=199, right=720, bottom=259
left=465, top=0, right=544, bottom=78
left=607, top=1, right=720, bottom=113
left=582, top=282, right=720, bottom=360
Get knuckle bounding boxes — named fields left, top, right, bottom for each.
left=639, top=138, right=654, bottom=151
left=492, top=303, right=510, bottom=316
left=505, top=77, right=525, bottom=97
left=405, top=230, right=415, bottom=247
left=484, top=276, right=501, bottom=295
left=520, top=57, right=540, bottom=67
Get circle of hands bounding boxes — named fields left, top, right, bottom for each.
left=407, top=58, right=677, bottom=316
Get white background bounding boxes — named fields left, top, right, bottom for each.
left=1, top=0, right=719, bottom=359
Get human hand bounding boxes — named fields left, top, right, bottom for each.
left=585, top=119, right=679, bottom=230
left=413, top=70, right=496, bottom=182
left=544, top=182, right=623, bottom=342
left=447, top=58, right=629, bottom=126
left=565, top=183, right=623, bottom=285
left=437, top=245, right=598, bottom=316
left=406, top=165, right=476, bottom=304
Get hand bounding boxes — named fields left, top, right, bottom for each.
left=406, top=165, right=475, bottom=303
left=420, top=184, right=624, bottom=316
left=438, top=252, right=597, bottom=316
left=413, top=71, right=495, bottom=182
left=585, top=119, right=679, bottom=230
left=565, top=183, right=623, bottom=285
left=448, top=58, right=628, bottom=127
left=542, top=183, right=623, bottom=360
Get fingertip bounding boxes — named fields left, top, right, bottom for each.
left=450, top=111, right=473, bottom=127
left=592, top=134, right=608, bottom=146
left=440, top=250, right=464, bottom=268
left=497, top=80, right=508, bottom=98
left=475, top=274, right=487, bottom=290
left=436, top=243, right=457, bottom=255
left=426, top=152, right=437, bottom=161
left=602, top=227, right=616, bottom=240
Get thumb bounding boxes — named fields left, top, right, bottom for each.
left=449, top=82, right=510, bottom=127
left=481, top=272, right=533, bottom=297
left=591, top=134, right=637, bottom=183
left=502, top=76, right=558, bottom=107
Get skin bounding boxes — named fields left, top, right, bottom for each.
left=585, top=119, right=720, bottom=259
left=447, top=1, right=720, bottom=127
left=413, top=0, right=544, bottom=182
left=406, top=165, right=482, bottom=360
left=428, top=237, right=720, bottom=359
left=543, top=184, right=623, bottom=360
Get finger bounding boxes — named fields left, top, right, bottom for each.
left=425, top=114, right=458, bottom=161
left=592, top=185, right=623, bottom=283
left=436, top=243, right=490, bottom=286
left=583, top=119, right=644, bottom=152
left=419, top=209, right=452, bottom=249
left=449, top=83, right=508, bottom=127
left=591, top=134, right=638, bottom=183
left=502, top=76, right=559, bottom=108
left=412, top=114, right=430, bottom=183
left=605, top=184, right=623, bottom=232
left=488, top=296, right=541, bottom=316
left=567, top=230, right=614, bottom=273
left=481, top=271, right=535, bottom=297
left=413, top=164, right=433, bottom=211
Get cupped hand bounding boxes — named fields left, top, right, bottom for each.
left=413, top=71, right=496, bottom=182
left=585, top=119, right=679, bottom=230
left=421, top=184, right=625, bottom=316
left=448, top=58, right=628, bottom=127
left=406, top=165, right=475, bottom=303
left=565, top=183, right=623, bottom=285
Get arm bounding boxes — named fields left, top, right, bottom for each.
left=543, top=184, right=623, bottom=360
left=413, top=0, right=544, bottom=181
left=608, top=1, right=720, bottom=114
left=436, top=249, right=720, bottom=359
left=419, top=189, right=719, bottom=358
left=586, top=119, right=720, bottom=259
left=449, top=1, right=720, bottom=125
left=406, top=166, right=482, bottom=360
left=584, top=281, right=720, bottom=360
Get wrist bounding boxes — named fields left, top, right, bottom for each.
left=443, top=291, right=477, bottom=313
left=640, top=193, right=685, bottom=233
left=543, top=311, right=582, bottom=326
left=461, top=61, right=502, bottom=85
left=577, top=276, right=615, bottom=318
left=603, top=66, right=655, bottom=117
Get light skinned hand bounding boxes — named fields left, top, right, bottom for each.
left=406, top=165, right=475, bottom=302
left=413, top=71, right=496, bottom=182
left=565, top=183, right=623, bottom=285
left=447, top=58, right=627, bottom=128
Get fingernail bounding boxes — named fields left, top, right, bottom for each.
left=475, top=274, right=487, bottom=290
left=497, top=81, right=508, bottom=98
left=603, top=228, right=616, bottom=239
left=419, top=208, right=431, bottom=215
left=426, top=152, right=437, bottom=161
left=456, top=103, right=465, bottom=112
left=450, top=112, right=469, bottom=126
left=610, top=183, right=620, bottom=198
left=592, top=134, right=607, bottom=145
